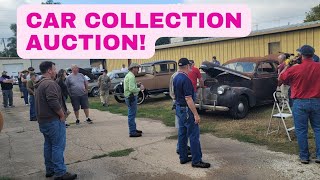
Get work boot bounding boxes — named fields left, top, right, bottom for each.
left=180, top=157, right=192, bottom=164
left=136, top=130, right=143, bottom=133
left=300, top=159, right=310, bottom=164
left=85, top=118, right=93, bottom=124
left=54, top=172, right=77, bottom=180
left=129, top=133, right=142, bottom=137
left=192, top=161, right=211, bottom=168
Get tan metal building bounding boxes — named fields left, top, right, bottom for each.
left=107, top=21, right=320, bottom=71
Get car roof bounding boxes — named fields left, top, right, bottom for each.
left=224, top=54, right=280, bottom=65
left=141, top=60, right=177, bottom=66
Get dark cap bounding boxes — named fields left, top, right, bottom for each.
left=189, top=60, right=195, bottom=64
left=178, top=58, right=191, bottom=66
left=28, top=67, right=35, bottom=71
left=296, top=45, right=315, bottom=56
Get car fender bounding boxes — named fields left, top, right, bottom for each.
left=231, top=87, right=256, bottom=107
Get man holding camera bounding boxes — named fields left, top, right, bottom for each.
left=279, top=45, right=320, bottom=164
left=124, top=63, right=145, bottom=137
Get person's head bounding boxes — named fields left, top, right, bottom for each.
left=278, top=54, right=286, bottom=63
left=30, top=72, right=36, bottom=81
left=39, top=61, right=56, bottom=79
left=57, top=69, right=67, bottom=79
left=28, top=67, right=35, bottom=72
left=128, top=63, right=140, bottom=75
left=189, top=60, right=195, bottom=68
left=103, top=69, right=108, bottom=74
left=212, top=56, right=217, bottom=60
left=297, top=45, right=315, bottom=59
left=122, top=64, right=125, bottom=68
left=71, top=64, right=79, bottom=74
left=178, top=58, right=191, bottom=73
left=2, top=71, right=7, bottom=76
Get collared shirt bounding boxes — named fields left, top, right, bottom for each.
left=173, top=72, right=194, bottom=106
left=188, top=66, right=202, bottom=91
left=279, top=58, right=320, bottom=99
left=124, top=71, right=140, bottom=97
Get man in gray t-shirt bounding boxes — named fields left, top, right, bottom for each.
left=66, top=65, right=93, bottom=125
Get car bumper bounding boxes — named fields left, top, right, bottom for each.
left=195, top=104, right=229, bottom=111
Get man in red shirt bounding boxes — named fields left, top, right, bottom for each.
left=188, top=60, right=204, bottom=100
left=279, top=45, right=320, bottom=164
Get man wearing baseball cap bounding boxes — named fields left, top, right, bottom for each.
left=124, top=63, right=145, bottom=137
left=0, top=71, right=14, bottom=108
left=173, top=58, right=210, bottom=168
left=279, top=45, right=320, bottom=164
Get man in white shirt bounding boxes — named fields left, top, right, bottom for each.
left=121, top=64, right=128, bottom=72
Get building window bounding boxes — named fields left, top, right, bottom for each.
left=268, top=42, right=280, bottom=54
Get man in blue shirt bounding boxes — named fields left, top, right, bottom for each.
left=173, top=58, right=210, bottom=168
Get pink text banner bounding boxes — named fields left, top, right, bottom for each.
left=17, top=4, right=251, bottom=59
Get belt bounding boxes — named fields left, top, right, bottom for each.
left=177, top=104, right=188, bottom=107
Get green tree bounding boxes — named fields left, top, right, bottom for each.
left=1, top=24, right=18, bottom=57
left=304, top=4, right=320, bottom=22
left=42, top=0, right=61, bottom=4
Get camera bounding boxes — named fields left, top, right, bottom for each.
left=288, top=56, right=302, bottom=66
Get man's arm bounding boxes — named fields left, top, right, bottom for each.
left=128, top=76, right=140, bottom=93
left=278, top=65, right=289, bottom=85
left=46, top=84, right=65, bottom=121
left=185, top=96, right=200, bottom=124
left=3, top=79, right=13, bottom=83
left=21, top=76, right=27, bottom=83
left=26, top=81, right=34, bottom=95
left=169, top=75, right=175, bottom=100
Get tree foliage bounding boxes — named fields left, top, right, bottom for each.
left=42, top=0, right=61, bottom=4
left=304, top=4, right=320, bottom=22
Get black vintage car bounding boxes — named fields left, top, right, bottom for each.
left=196, top=56, right=279, bottom=119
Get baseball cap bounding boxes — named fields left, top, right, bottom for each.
left=2, top=71, right=7, bottom=75
left=178, top=58, right=191, bottom=66
left=296, top=45, right=315, bottom=56
left=128, top=63, right=140, bottom=70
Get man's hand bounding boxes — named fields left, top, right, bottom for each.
left=194, top=114, right=201, bottom=124
left=140, top=84, right=145, bottom=91
left=59, top=114, right=66, bottom=121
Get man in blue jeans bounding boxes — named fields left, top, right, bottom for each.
left=27, top=73, right=37, bottom=121
left=124, top=63, right=145, bottom=137
left=279, top=45, right=320, bottom=164
left=35, top=61, right=77, bottom=180
left=173, top=58, right=210, bottom=168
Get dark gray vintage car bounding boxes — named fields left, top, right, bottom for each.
left=196, top=56, right=279, bottom=119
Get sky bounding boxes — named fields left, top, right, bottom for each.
left=0, top=0, right=319, bottom=39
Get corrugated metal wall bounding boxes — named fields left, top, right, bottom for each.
left=107, top=27, right=320, bottom=70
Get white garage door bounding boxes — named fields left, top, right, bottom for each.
left=3, top=63, right=24, bottom=77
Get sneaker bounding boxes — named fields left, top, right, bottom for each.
left=315, top=159, right=320, bottom=164
left=25, top=104, right=29, bottom=106
left=136, top=130, right=143, bottom=133
left=45, top=172, right=54, bottom=178
left=85, top=118, right=93, bottom=124
left=54, top=172, right=77, bottom=180
left=129, top=133, right=142, bottom=137
left=66, top=123, right=70, bottom=128
left=21, top=96, right=24, bottom=98
left=192, top=161, right=211, bottom=168
left=180, top=157, right=192, bottom=164
left=300, top=159, right=310, bottom=164
left=30, top=118, right=37, bottom=121
left=9, top=105, right=15, bottom=108
left=76, top=119, right=80, bottom=125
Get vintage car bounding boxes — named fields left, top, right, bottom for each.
left=196, top=56, right=279, bottom=119
left=87, top=70, right=128, bottom=97
left=114, top=60, right=177, bottom=104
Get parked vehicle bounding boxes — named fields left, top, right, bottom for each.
left=87, top=70, right=128, bottom=97
left=114, top=60, right=177, bottom=104
left=196, top=56, right=279, bottom=119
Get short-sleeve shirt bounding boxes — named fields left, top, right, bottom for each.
left=279, top=59, right=320, bottom=99
left=173, top=73, right=194, bottom=106
left=66, top=73, right=87, bottom=97
left=188, top=66, right=202, bottom=91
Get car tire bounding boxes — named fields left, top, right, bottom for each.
left=137, top=91, right=145, bottom=105
left=230, top=95, right=249, bottom=119
left=114, top=86, right=125, bottom=103
left=90, top=87, right=99, bottom=97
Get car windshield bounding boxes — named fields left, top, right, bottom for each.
left=223, top=62, right=256, bottom=73
left=107, top=72, right=115, bottom=79
left=140, top=65, right=153, bottom=74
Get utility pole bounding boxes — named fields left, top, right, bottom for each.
left=1, top=38, right=7, bottom=57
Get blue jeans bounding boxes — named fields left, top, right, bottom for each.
left=125, top=96, right=137, bottom=135
left=29, top=95, right=36, bottom=119
left=39, top=120, right=67, bottom=176
left=2, top=89, right=13, bottom=107
left=21, top=87, right=29, bottom=104
left=293, top=99, right=320, bottom=160
left=176, top=105, right=202, bottom=164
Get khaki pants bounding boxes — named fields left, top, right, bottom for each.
left=100, top=89, right=109, bottom=104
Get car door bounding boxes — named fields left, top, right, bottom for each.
left=253, top=61, right=278, bottom=104
left=154, top=63, right=172, bottom=90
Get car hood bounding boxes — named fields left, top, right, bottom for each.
left=200, top=61, right=252, bottom=80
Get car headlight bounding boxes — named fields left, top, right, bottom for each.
left=217, top=86, right=225, bottom=95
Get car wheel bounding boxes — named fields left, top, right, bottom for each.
left=91, top=87, right=99, bottom=97
left=230, top=95, right=249, bottom=119
left=114, top=86, right=125, bottom=103
left=137, top=91, right=145, bottom=105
